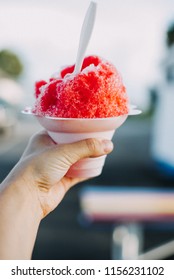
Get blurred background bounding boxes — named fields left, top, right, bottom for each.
left=0, top=0, right=174, bottom=260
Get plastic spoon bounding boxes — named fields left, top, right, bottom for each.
left=66, top=1, right=97, bottom=78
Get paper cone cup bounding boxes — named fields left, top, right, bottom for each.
left=35, top=115, right=127, bottom=178
left=22, top=105, right=141, bottom=178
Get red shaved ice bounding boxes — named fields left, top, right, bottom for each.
left=35, top=80, right=47, bottom=98
left=33, top=55, right=129, bottom=118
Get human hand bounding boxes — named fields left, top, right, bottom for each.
left=4, top=131, right=113, bottom=219
left=0, top=130, right=113, bottom=259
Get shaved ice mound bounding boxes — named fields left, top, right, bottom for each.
left=33, top=55, right=128, bottom=118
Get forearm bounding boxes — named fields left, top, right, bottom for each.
left=0, top=179, right=41, bottom=260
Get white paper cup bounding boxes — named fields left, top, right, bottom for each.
left=22, top=106, right=141, bottom=178
left=35, top=115, right=127, bottom=177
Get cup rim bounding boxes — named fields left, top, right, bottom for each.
left=22, top=104, right=141, bottom=120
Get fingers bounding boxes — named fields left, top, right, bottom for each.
left=24, top=132, right=113, bottom=166
left=21, top=130, right=55, bottom=159
left=72, top=138, right=114, bottom=158
left=22, top=135, right=113, bottom=191
left=51, top=138, right=114, bottom=166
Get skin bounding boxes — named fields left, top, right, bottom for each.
left=0, top=131, right=113, bottom=259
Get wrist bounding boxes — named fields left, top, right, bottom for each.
left=0, top=176, right=42, bottom=259
left=1, top=162, right=43, bottom=222
left=0, top=178, right=42, bottom=224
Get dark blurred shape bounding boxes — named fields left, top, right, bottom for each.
left=148, top=87, right=159, bottom=116
left=151, top=20, right=174, bottom=180
left=166, top=22, right=174, bottom=48
left=0, top=49, right=23, bottom=78
left=166, top=64, right=174, bottom=82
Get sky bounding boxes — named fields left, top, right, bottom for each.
left=0, top=0, right=174, bottom=109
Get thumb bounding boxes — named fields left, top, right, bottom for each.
left=53, top=138, right=114, bottom=166
left=31, top=138, right=114, bottom=189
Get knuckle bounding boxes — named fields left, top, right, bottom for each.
left=85, top=138, right=100, bottom=154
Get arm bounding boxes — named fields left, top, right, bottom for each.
left=0, top=131, right=113, bottom=259
left=0, top=181, right=41, bottom=259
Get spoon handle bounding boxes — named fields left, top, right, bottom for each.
left=73, top=1, right=97, bottom=75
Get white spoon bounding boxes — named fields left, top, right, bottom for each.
left=66, top=1, right=97, bottom=77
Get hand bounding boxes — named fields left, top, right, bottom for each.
left=0, top=131, right=113, bottom=259
left=3, top=131, right=114, bottom=219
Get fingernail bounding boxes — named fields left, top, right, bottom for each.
left=102, top=140, right=114, bottom=153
